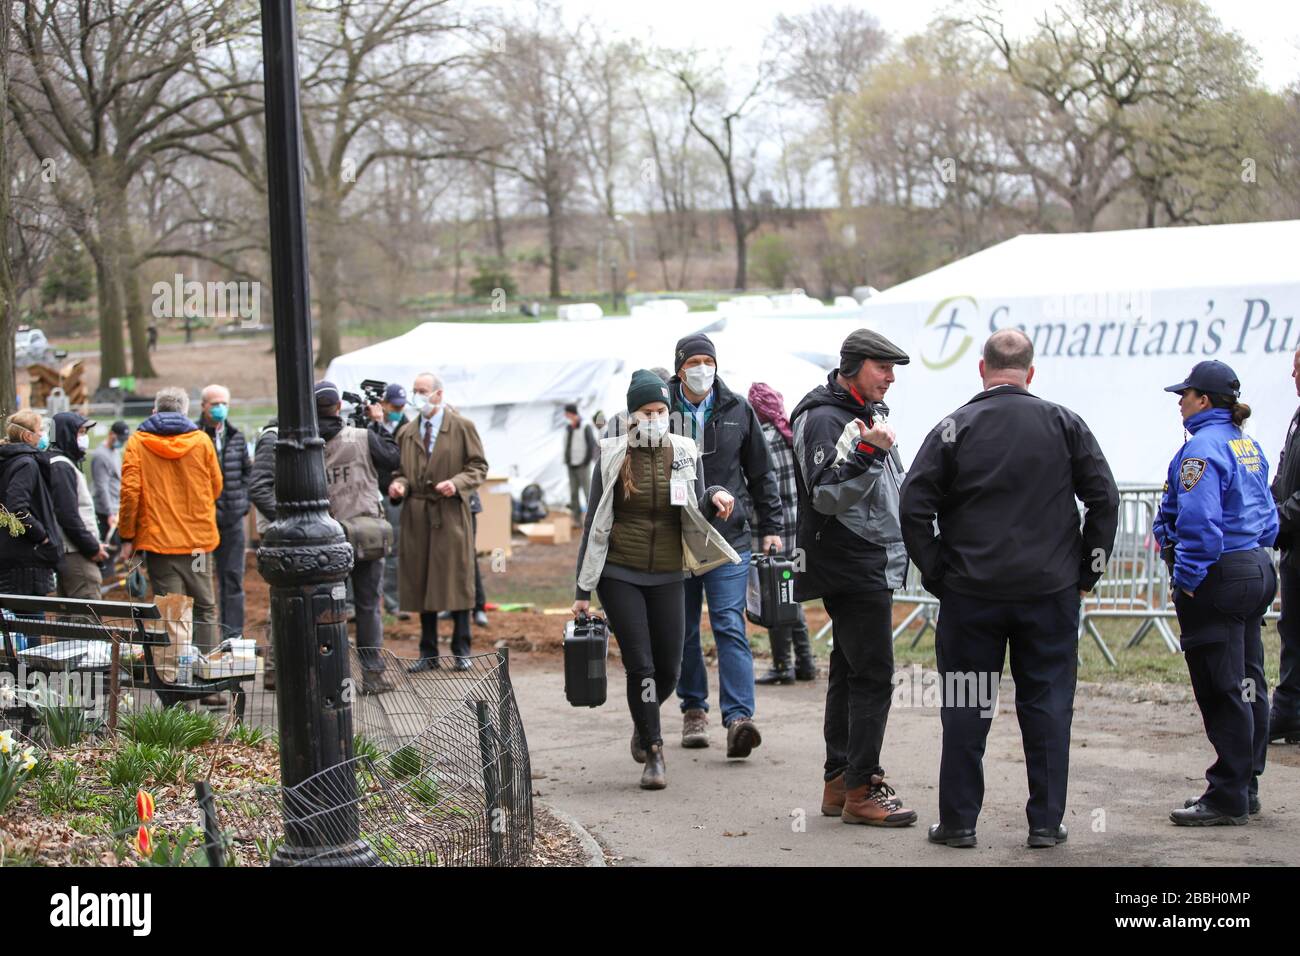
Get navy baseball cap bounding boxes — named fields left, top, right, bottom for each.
left=1164, top=360, right=1240, bottom=399
left=383, top=383, right=407, bottom=407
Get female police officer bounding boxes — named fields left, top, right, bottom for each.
left=1153, top=360, right=1278, bottom=826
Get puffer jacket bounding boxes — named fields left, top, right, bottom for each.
left=205, top=420, right=251, bottom=529
left=790, top=371, right=908, bottom=599
left=119, top=412, right=223, bottom=554
left=0, top=442, right=63, bottom=569
left=605, top=443, right=685, bottom=573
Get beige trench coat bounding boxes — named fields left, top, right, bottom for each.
left=392, top=408, right=488, bottom=612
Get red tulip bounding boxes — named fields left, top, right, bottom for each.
left=136, top=789, right=154, bottom=822
left=136, top=825, right=152, bottom=856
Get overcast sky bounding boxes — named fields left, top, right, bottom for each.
left=557, top=0, right=1300, bottom=92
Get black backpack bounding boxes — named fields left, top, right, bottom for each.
left=512, top=483, right=548, bottom=524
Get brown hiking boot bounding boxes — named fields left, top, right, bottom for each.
left=821, top=773, right=846, bottom=817
left=842, top=773, right=917, bottom=828
left=725, top=716, right=762, bottom=759
left=681, top=708, right=710, bottom=748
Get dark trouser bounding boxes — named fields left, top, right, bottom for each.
left=597, top=576, right=685, bottom=749
left=568, top=463, right=590, bottom=517
left=382, top=497, right=401, bottom=613
left=1175, top=547, right=1275, bottom=817
left=822, top=589, right=895, bottom=789
left=420, top=610, right=470, bottom=660
left=1272, top=558, right=1300, bottom=728
left=935, top=586, right=1079, bottom=831
left=56, top=551, right=103, bottom=600
left=472, top=512, right=486, bottom=612
left=768, top=605, right=813, bottom=670
left=214, top=520, right=246, bottom=636
left=351, top=556, right=385, bottom=673
left=146, top=551, right=217, bottom=651
left=0, top=566, right=55, bottom=648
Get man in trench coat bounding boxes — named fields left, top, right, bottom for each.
left=388, top=372, right=488, bottom=671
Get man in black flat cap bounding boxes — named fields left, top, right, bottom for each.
left=900, top=328, right=1118, bottom=848
left=790, top=327, right=919, bottom=828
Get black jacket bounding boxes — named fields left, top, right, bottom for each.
left=320, top=414, right=399, bottom=489
left=899, top=385, right=1120, bottom=601
left=0, top=442, right=64, bottom=569
left=789, top=373, right=907, bottom=598
left=204, top=419, right=251, bottom=529
left=249, top=418, right=278, bottom=523
left=48, top=412, right=102, bottom=558
left=368, top=417, right=405, bottom=491
left=667, top=375, right=781, bottom=551
left=1272, top=407, right=1300, bottom=562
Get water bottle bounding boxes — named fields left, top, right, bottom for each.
left=176, top=645, right=194, bottom=685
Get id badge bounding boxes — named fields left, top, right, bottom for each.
left=669, top=477, right=689, bottom=507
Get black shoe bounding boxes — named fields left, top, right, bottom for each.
left=1170, top=800, right=1248, bottom=826
left=1185, top=794, right=1260, bottom=815
left=406, top=657, right=441, bottom=674
left=755, top=666, right=796, bottom=685
left=474, top=610, right=489, bottom=628
left=453, top=657, right=472, bottom=672
left=362, top=670, right=395, bottom=695
left=928, top=822, right=977, bottom=848
left=398, top=612, right=412, bottom=622
left=794, top=664, right=817, bottom=681
left=640, top=743, right=666, bottom=790
left=1027, top=824, right=1068, bottom=848
left=1268, top=713, right=1300, bottom=743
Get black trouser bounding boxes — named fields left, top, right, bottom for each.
left=352, top=556, right=386, bottom=672
left=473, top=512, right=486, bottom=612
left=597, top=576, right=685, bottom=749
left=1175, top=547, right=1275, bottom=817
left=214, top=520, right=246, bottom=636
left=420, top=610, right=470, bottom=659
left=822, top=589, right=895, bottom=789
left=935, top=586, right=1079, bottom=831
left=1272, top=558, right=1300, bottom=728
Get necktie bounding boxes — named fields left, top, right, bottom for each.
left=424, top=420, right=433, bottom=455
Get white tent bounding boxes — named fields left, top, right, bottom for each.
left=324, top=305, right=863, bottom=503
left=862, top=219, right=1300, bottom=483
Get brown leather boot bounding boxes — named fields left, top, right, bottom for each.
left=842, top=773, right=918, bottom=827
left=821, top=773, right=846, bottom=817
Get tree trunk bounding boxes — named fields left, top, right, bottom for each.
left=488, top=170, right=506, bottom=260
left=106, top=180, right=157, bottom=379
left=545, top=195, right=562, bottom=299
left=91, top=244, right=129, bottom=383
left=316, top=227, right=342, bottom=368
left=0, top=2, right=15, bottom=419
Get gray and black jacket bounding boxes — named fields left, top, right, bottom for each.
left=248, top=418, right=278, bottom=530
left=205, top=420, right=251, bottom=529
left=790, top=371, right=907, bottom=599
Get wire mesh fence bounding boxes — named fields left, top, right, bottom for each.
left=0, top=621, right=532, bottom=867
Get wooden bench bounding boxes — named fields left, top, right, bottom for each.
left=0, top=594, right=252, bottom=734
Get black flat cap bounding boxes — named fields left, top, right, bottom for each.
left=840, top=328, right=910, bottom=365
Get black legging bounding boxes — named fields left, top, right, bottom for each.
left=596, top=576, right=685, bottom=749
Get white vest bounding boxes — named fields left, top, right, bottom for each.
left=49, top=454, right=99, bottom=552
left=577, top=432, right=740, bottom=592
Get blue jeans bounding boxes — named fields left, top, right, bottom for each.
left=678, top=550, right=754, bottom=724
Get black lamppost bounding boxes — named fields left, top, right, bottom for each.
left=257, top=0, right=377, bottom=866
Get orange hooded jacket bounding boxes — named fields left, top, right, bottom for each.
left=118, top=418, right=223, bottom=554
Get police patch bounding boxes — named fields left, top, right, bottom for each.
left=813, top=447, right=825, bottom=466
left=1179, top=457, right=1207, bottom=491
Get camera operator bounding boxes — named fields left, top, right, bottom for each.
left=368, top=383, right=410, bottom=619
left=315, top=380, right=400, bottom=693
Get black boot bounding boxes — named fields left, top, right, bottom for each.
left=757, top=626, right=795, bottom=685
left=792, top=626, right=817, bottom=681
left=640, top=743, right=666, bottom=789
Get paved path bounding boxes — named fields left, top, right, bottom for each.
left=510, top=659, right=1300, bottom=866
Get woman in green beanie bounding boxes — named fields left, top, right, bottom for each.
left=573, top=370, right=741, bottom=789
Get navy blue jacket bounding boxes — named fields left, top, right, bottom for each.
left=1153, top=407, right=1279, bottom=592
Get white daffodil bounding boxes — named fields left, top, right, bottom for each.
left=0, top=684, right=15, bottom=708
left=0, top=729, right=13, bottom=755
left=20, top=748, right=37, bottom=772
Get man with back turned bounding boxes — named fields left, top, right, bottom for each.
left=900, top=328, right=1119, bottom=849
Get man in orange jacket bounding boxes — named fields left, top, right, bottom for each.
left=119, top=386, right=223, bottom=651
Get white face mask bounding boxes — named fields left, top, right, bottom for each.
left=683, top=365, right=716, bottom=394
left=636, top=415, right=670, bottom=443
left=76, top=435, right=90, bottom=452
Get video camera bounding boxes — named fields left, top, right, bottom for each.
left=342, top=378, right=388, bottom=428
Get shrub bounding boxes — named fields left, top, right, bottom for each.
left=469, top=259, right=518, bottom=299
left=750, top=233, right=797, bottom=289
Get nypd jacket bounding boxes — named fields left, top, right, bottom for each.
left=1152, top=407, right=1279, bottom=593
left=1271, top=406, right=1300, bottom=562
left=900, top=386, right=1119, bottom=600
left=667, top=375, right=782, bottom=552
left=789, top=372, right=907, bottom=598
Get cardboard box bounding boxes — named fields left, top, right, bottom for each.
left=476, top=474, right=512, bottom=557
